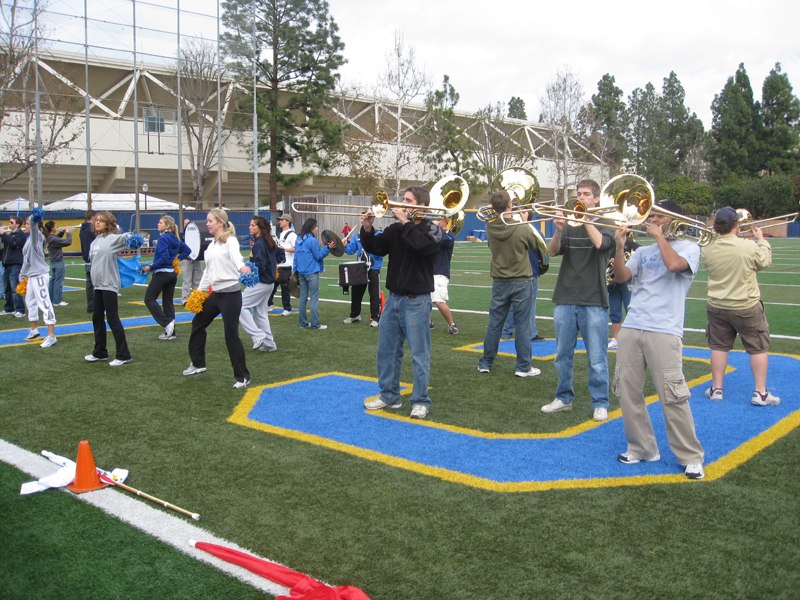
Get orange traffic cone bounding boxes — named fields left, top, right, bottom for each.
left=380, top=291, right=385, bottom=315
left=66, top=440, right=110, bottom=493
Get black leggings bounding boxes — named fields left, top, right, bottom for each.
left=92, top=289, right=130, bottom=360
left=188, top=290, right=249, bottom=382
left=144, top=271, right=177, bottom=328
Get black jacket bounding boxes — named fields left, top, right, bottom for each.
left=0, top=229, right=27, bottom=265
left=79, top=221, right=95, bottom=263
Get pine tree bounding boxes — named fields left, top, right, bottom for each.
left=221, top=0, right=345, bottom=210
left=626, top=82, right=667, bottom=182
left=660, top=72, right=705, bottom=180
left=760, top=62, right=800, bottom=175
left=709, top=63, right=761, bottom=184
left=508, top=96, right=527, bottom=120
left=589, top=73, right=627, bottom=175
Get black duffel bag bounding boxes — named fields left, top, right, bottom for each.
left=338, top=261, right=368, bottom=295
left=275, top=266, right=292, bottom=286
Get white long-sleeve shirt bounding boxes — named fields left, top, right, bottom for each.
left=198, top=236, right=245, bottom=292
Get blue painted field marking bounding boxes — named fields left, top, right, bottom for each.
left=228, top=347, right=800, bottom=491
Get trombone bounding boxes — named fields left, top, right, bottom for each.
left=735, top=208, right=798, bottom=233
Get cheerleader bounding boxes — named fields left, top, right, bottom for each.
left=19, top=211, right=58, bottom=347
left=142, top=215, right=191, bottom=340
left=239, top=215, right=284, bottom=351
left=85, top=212, right=136, bottom=366
left=184, top=209, right=252, bottom=388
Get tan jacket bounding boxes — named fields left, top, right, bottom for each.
left=701, top=234, right=771, bottom=309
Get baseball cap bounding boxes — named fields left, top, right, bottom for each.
left=714, top=206, right=739, bottom=224
left=277, top=214, right=292, bottom=221
left=656, top=198, right=683, bottom=216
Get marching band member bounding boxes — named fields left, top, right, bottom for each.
left=542, top=179, right=615, bottom=421
left=44, top=221, right=73, bottom=307
left=142, top=215, right=192, bottom=340
left=184, top=209, right=252, bottom=388
left=294, top=218, right=336, bottom=330
left=606, top=235, right=640, bottom=350
left=701, top=207, right=778, bottom=406
left=612, top=199, right=705, bottom=480
left=360, top=187, right=442, bottom=420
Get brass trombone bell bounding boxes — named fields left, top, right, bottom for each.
left=490, top=167, right=540, bottom=205
left=444, top=211, right=465, bottom=235
left=597, top=174, right=654, bottom=226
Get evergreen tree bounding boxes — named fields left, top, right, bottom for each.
left=221, top=0, right=345, bottom=210
left=508, top=96, right=527, bottom=120
left=760, top=62, right=800, bottom=175
left=418, top=75, right=484, bottom=191
left=660, top=72, right=705, bottom=180
left=709, top=63, right=761, bottom=184
left=626, top=82, right=667, bottom=182
left=589, top=73, right=627, bottom=175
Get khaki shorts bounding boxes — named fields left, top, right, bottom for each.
left=431, top=274, right=449, bottom=304
left=706, top=302, right=770, bottom=355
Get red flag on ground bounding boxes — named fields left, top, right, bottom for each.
left=189, top=540, right=371, bottom=600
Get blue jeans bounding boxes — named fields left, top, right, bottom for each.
left=3, top=264, right=24, bottom=313
left=553, top=304, right=609, bottom=408
left=377, top=292, right=432, bottom=407
left=298, top=273, right=321, bottom=328
left=608, top=281, right=632, bottom=324
left=49, top=260, right=66, bottom=304
left=501, top=277, right=539, bottom=338
left=480, top=280, right=533, bottom=372
left=0, top=261, right=4, bottom=298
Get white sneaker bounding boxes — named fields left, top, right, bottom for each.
left=233, top=379, right=250, bottom=389
left=56, top=301, right=69, bottom=307
left=85, top=354, right=108, bottom=362
left=13, top=311, right=25, bottom=318
left=684, top=463, right=705, bottom=479
left=704, top=387, right=724, bottom=401
left=370, top=320, right=379, bottom=328
left=410, top=404, right=429, bottom=419
left=183, top=364, right=207, bottom=376
left=253, top=338, right=264, bottom=350
left=364, top=397, right=402, bottom=410
left=593, top=407, right=609, bottom=421
left=515, top=367, right=541, bottom=378
left=165, top=320, right=175, bottom=338
left=343, top=316, right=361, bottom=324
left=281, top=309, right=292, bottom=316
left=40, top=336, right=57, bottom=348
left=109, top=358, right=132, bottom=367
left=267, top=305, right=275, bottom=311
left=311, top=325, right=328, bottom=330
left=618, top=452, right=661, bottom=464
left=541, top=398, right=573, bottom=413
left=478, top=366, right=491, bottom=373
left=751, top=391, right=780, bottom=406
left=158, top=332, right=177, bottom=340
left=25, top=329, right=41, bottom=340
left=607, top=338, right=618, bottom=349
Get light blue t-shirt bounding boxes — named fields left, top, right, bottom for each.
left=622, top=240, right=699, bottom=338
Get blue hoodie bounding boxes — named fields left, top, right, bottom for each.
left=294, top=233, right=330, bottom=275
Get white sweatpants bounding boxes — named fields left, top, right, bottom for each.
left=25, top=274, right=56, bottom=325
left=239, top=282, right=276, bottom=349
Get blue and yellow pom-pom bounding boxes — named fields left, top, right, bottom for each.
left=184, top=289, right=209, bottom=314
left=172, top=257, right=182, bottom=275
left=137, top=262, right=152, bottom=276
left=16, top=278, right=28, bottom=296
left=30, top=207, right=45, bottom=223
left=239, top=262, right=259, bottom=287
left=126, top=233, right=145, bottom=249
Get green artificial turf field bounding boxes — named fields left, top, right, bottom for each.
left=2, top=238, right=799, bottom=599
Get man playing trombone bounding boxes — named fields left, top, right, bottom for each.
left=359, top=187, right=442, bottom=420
left=612, top=199, right=705, bottom=479
left=541, top=180, right=615, bottom=421
left=701, top=207, right=778, bottom=406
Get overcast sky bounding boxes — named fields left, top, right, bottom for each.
left=327, top=0, right=800, bottom=129
left=46, top=0, right=800, bottom=130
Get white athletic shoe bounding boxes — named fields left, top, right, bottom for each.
left=164, top=320, right=175, bottom=338
left=56, top=301, right=69, bottom=307
left=233, top=379, right=250, bottom=389
left=183, top=364, right=207, bottom=376
left=253, top=338, right=264, bottom=350
left=40, top=336, right=58, bottom=348
left=541, top=398, right=573, bottom=413
left=593, top=407, right=609, bottom=421
left=514, top=367, right=541, bottom=378
left=25, top=329, right=41, bottom=340
left=410, top=404, right=429, bottom=419
left=85, top=354, right=108, bottom=362
left=109, top=358, right=132, bottom=367
left=343, top=316, right=361, bottom=324
left=281, top=309, right=292, bottom=316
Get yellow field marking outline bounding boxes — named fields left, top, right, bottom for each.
left=229, top=348, right=800, bottom=491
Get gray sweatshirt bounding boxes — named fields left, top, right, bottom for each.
left=89, top=232, right=132, bottom=292
left=20, top=223, right=49, bottom=279
left=47, top=232, right=73, bottom=262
